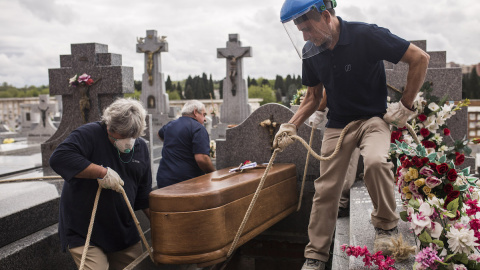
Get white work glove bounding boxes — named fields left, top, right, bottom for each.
left=383, top=101, right=415, bottom=128
left=97, top=167, right=124, bottom=193
left=273, top=123, right=297, bottom=151
left=309, top=110, right=327, bottom=127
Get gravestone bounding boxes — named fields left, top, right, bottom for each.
left=42, top=43, right=134, bottom=170
left=217, top=33, right=252, bottom=125
left=215, top=103, right=322, bottom=269
left=27, top=95, right=57, bottom=144
left=137, top=30, right=170, bottom=119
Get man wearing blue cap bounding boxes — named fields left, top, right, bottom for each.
left=274, top=0, right=430, bottom=269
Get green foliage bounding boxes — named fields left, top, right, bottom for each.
left=167, top=90, right=181, bottom=100
left=248, top=85, right=276, bottom=105
left=0, top=82, right=49, bottom=98
left=124, top=90, right=141, bottom=100
left=462, top=67, right=480, bottom=99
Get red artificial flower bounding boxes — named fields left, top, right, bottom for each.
left=443, top=128, right=451, bottom=136
left=85, top=78, right=94, bottom=86
left=444, top=183, right=454, bottom=194
left=455, top=154, right=465, bottom=166
left=390, top=130, right=402, bottom=143
left=402, top=159, right=413, bottom=168
left=428, top=162, right=437, bottom=170
left=400, top=155, right=409, bottom=162
left=418, top=114, right=427, bottom=122
left=412, top=156, right=423, bottom=167
left=448, top=190, right=460, bottom=200
left=447, top=169, right=458, bottom=182
left=422, top=140, right=436, bottom=149
left=436, top=163, right=449, bottom=174
left=420, top=128, right=430, bottom=137
left=421, top=157, right=430, bottom=164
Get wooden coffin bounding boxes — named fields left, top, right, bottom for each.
left=149, top=163, right=298, bottom=266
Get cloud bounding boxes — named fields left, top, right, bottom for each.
left=18, top=0, right=74, bottom=24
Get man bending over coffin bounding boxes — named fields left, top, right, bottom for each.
left=156, top=100, right=215, bottom=188
left=275, top=0, right=429, bottom=269
left=50, top=98, right=152, bottom=270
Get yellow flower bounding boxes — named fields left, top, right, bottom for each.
left=402, top=186, right=411, bottom=194
left=414, top=178, right=425, bottom=187
left=408, top=168, right=419, bottom=179
left=404, top=175, right=412, bottom=182
left=405, top=193, right=413, bottom=199
left=428, top=193, right=436, bottom=200
left=423, top=186, right=431, bottom=194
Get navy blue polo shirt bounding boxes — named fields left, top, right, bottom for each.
left=302, top=17, right=410, bottom=128
left=156, top=116, right=210, bottom=188
left=49, top=121, right=152, bottom=253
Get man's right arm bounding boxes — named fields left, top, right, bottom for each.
left=194, top=153, right=215, bottom=174
left=288, top=83, right=324, bottom=129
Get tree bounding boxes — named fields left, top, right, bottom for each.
left=134, top=80, right=142, bottom=92
left=248, top=85, right=276, bottom=105
left=176, top=83, right=184, bottom=99
left=465, top=67, right=480, bottom=99
left=185, top=84, right=194, bottom=99
left=165, top=75, right=173, bottom=91
left=274, top=75, right=285, bottom=96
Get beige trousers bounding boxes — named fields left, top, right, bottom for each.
left=339, top=147, right=361, bottom=209
left=305, top=117, right=398, bottom=262
left=69, top=242, right=142, bottom=270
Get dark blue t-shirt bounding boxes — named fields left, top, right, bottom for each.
left=156, top=116, right=210, bottom=188
left=49, top=121, right=152, bottom=253
left=302, top=17, right=410, bottom=128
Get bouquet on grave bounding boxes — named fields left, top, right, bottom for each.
left=68, top=73, right=95, bottom=87
left=392, top=141, right=480, bottom=269
left=388, top=82, right=471, bottom=169
left=290, top=88, right=307, bottom=106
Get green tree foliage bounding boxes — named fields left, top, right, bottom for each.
left=134, top=80, right=142, bottom=92
left=167, top=90, right=181, bottom=100
left=274, top=75, right=286, bottom=96
left=124, top=90, right=141, bottom=100
left=248, top=85, right=276, bottom=105
left=0, top=82, right=49, bottom=98
left=165, top=75, right=173, bottom=91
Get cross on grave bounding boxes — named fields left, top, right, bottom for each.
left=42, top=43, right=134, bottom=170
left=217, top=34, right=251, bottom=97
left=31, top=95, right=56, bottom=128
left=216, top=33, right=252, bottom=125
left=137, top=30, right=169, bottom=115
left=27, top=95, right=57, bottom=144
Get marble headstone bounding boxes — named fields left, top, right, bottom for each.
left=27, top=95, right=57, bottom=144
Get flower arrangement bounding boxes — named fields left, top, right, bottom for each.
left=389, top=82, right=480, bottom=269
left=290, top=88, right=307, bottom=106
left=69, top=73, right=95, bottom=87
left=389, top=82, right=471, bottom=168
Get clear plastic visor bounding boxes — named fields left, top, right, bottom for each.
left=282, top=9, right=331, bottom=59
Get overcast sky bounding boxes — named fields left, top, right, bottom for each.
left=0, top=0, right=479, bottom=87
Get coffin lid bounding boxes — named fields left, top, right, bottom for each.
left=149, top=163, right=296, bottom=212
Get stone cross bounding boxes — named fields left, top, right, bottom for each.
left=42, top=43, right=134, bottom=170
left=31, top=95, right=56, bottom=129
left=137, top=30, right=169, bottom=115
left=217, top=34, right=252, bottom=124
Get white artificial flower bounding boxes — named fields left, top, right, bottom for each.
left=438, top=145, right=448, bottom=152
left=453, top=264, right=468, bottom=270
left=433, top=133, right=443, bottom=143
left=428, top=221, right=443, bottom=238
left=446, top=227, right=479, bottom=254
left=403, top=134, right=413, bottom=145
left=426, top=148, right=436, bottom=155
left=428, top=102, right=440, bottom=112
left=471, top=191, right=480, bottom=201
left=417, top=123, right=424, bottom=129
left=417, top=135, right=424, bottom=141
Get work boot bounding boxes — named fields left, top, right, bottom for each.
left=301, top=258, right=326, bottom=270
left=373, top=226, right=398, bottom=256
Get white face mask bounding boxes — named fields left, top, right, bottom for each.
left=112, top=137, right=136, bottom=153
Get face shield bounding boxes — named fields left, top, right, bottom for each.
left=282, top=8, right=332, bottom=59
left=280, top=0, right=337, bottom=59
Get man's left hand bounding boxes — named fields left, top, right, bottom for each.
left=383, top=101, right=415, bottom=128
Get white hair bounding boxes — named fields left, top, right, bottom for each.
left=101, top=98, right=147, bottom=138
left=181, top=100, right=205, bottom=116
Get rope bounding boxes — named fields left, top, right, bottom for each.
left=79, top=186, right=102, bottom=270
left=78, top=185, right=154, bottom=270
left=297, top=122, right=317, bottom=211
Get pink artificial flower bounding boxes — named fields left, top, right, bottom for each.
left=466, top=199, right=480, bottom=216
left=78, top=73, right=91, bottom=83
left=420, top=166, right=434, bottom=177
left=425, top=176, right=442, bottom=189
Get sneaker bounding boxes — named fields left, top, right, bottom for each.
left=301, top=258, right=326, bottom=270
left=373, top=227, right=398, bottom=256
left=337, top=206, right=349, bottom=218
